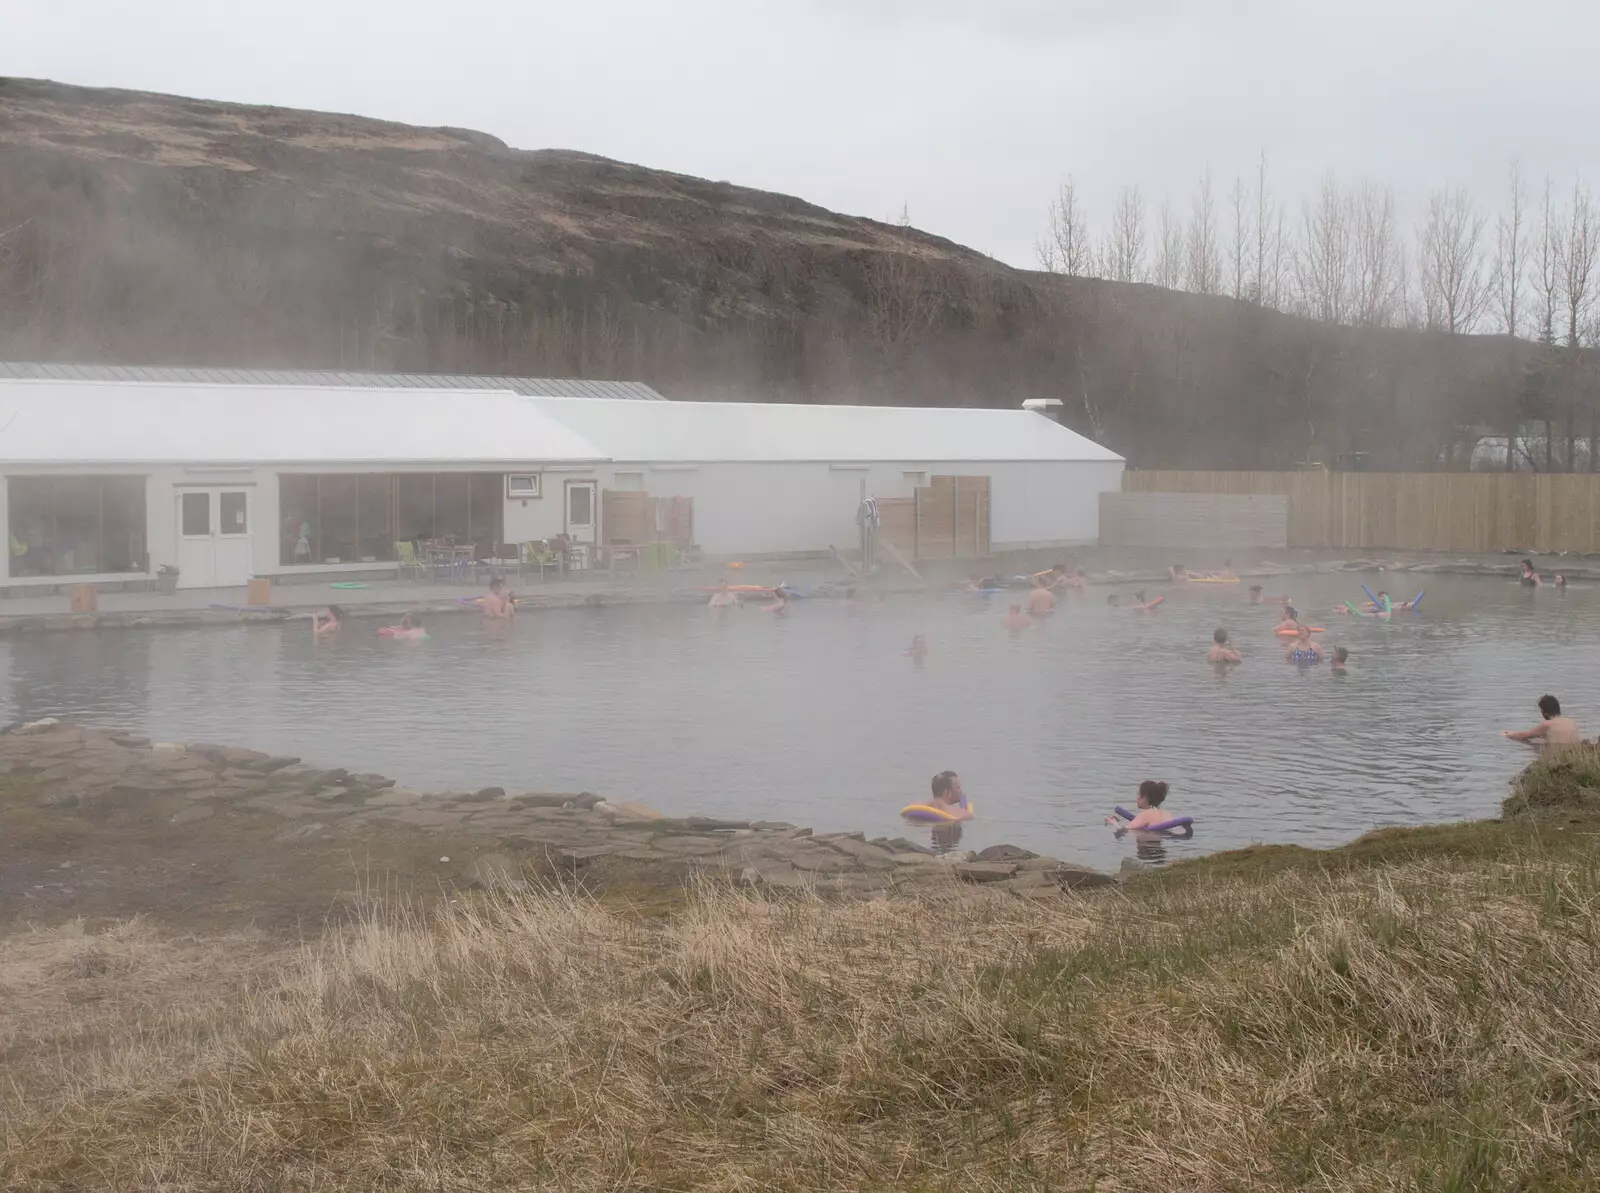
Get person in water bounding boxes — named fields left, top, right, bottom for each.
left=1131, top=589, right=1160, bottom=613
left=382, top=612, right=428, bottom=639
left=1504, top=694, right=1581, bottom=746
left=905, top=634, right=929, bottom=663
left=1273, top=604, right=1304, bottom=633
left=1218, top=559, right=1239, bottom=581
left=1106, top=779, right=1174, bottom=830
left=762, top=586, right=789, bottom=614
left=1106, top=593, right=1122, bottom=607
left=1555, top=572, right=1568, bottom=590
left=1003, top=603, right=1033, bottom=631
left=1521, top=559, right=1541, bottom=586
left=311, top=604, right=344, bottom=635
left=1169, top=565, right=1190, bottom=583
left=929, top=770, right=973, bottom=821
left=482, top=577, right=516, bottom=621
left=708, top=579, right=740, bottom=609
left=1285, top=624, right=1323, bottom=664
left=1249, top=585, right=1291, bottom=605
left=1208, top=627, right=1241, bottom=664
left=1330, top=646, right=1350, bottom=674
left=1025, top=577, right=1056, bottom=616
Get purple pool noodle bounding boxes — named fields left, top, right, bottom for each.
left=1113, top=806, right=1194, bottom=833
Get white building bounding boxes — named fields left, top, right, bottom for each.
left=0, top=371, right=1123, bottom=590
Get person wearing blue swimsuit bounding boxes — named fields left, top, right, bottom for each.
left=1285, top=624, right=1323, bottom=664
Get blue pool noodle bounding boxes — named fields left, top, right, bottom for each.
left=1361, top=583, right=1381, bottom=607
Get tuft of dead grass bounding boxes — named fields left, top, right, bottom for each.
left=4, top=849, right=1600, bottom=1192
left=1504, top=742, right=1600, bottom=817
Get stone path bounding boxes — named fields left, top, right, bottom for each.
left=0, top=720, right=1117, bottom=899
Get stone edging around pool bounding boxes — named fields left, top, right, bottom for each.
left=1, top=719, right=1117, bottom=900
left=0, top=555, right=1583, bottom=635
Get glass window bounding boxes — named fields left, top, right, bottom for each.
left=468, top=472, right=501, bottom=555
left=181, top=492, right=211, bottom=537
left=317, top=475, right=359, bottom=563
left=220, top=491, right=248, bottom=536
left=567, top=482, right=594, bottom=527
left=613, top=472, right=645, bottom=491
left=280, top=475, right=318, bottom=566
left=358, top=476, right=394, bottom=562
left=434, top=473, right=470, bottom=543
left=396, top=474, right=434, bottom=544
left=8, top=477, right=149, bottom=577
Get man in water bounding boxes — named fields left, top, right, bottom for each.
left=1330, top=646, right=1350, bottom=674
left=708, top=579, right=740, bottom=609
left=482, top=577, right=516, bottom=621
left=1003, top=603, right=1033, bottom=631
left=1503, top=695, right=1581, bottom=746
left=1025, top=577, right=1056, bottom=616
left=1208, top=628, right=1241, bottom=664
left=929, top=770, right=972, bottom=821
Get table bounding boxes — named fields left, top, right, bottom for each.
left=423, top=542, right=477, bottom=581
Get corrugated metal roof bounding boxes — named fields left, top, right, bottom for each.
left=0, top=361, right=666, bottom=400
left=0, top=380, right=606, bottom=465
left=526, top=397, right=1124, bottom=464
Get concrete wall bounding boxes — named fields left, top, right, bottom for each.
left=1099, top=491, right=1289, bottom=550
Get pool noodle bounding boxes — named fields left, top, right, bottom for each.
left=1408, top=590, right=1424, bottom=610
left=1112, top=806, right=1195, bottom=833
left=1361, top=583, right=1381, bottom=607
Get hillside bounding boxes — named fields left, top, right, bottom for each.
left=0, top=77, right=1565, bottom=467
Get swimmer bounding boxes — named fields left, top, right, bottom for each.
left=1285, top=624, right=1323, bottom=664
left=1105, top=779, right=1174, bottom=830
left=762, top=586, right=790, bottom=614
left=708, top=579, right=740, bottom=609
left=905, top=634, right=929, bottom=662
left=1555, top=572, right=1568, bottom=590
left=1521, top=559, right=1541, bottom=586
left=1273, top=605, right=1304, bottom=634
left=1218, top=559, right=1239, bottom=582
left=930, top=770, right=973, bottom=821
left=1003, top=603, right=1033, bottom=631
left=1330, top=646, right=1350, bottom=674
left=482, top=577, right=516, bottom=621
left=1207, top=627, right=1241, bottom=664
left=1071, top=566, right=1090, bottom=592
left=311, top=604, right=344, bottom=635
left=1106, top=594, right=1121, bottom=608
left=380, top=612, right=429, bottom=640
left=1026, top=577, right=1056, bottom=616
left=1169, top=565, right=1190, bottom=583
left=1249, top=586, right=1290, bottom=605
left=1132, top=589, right=1161, bottom=613
left=1503, top=694, right=1581, bottom=746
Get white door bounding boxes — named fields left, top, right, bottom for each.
left=175, top=489, right=254, bottom=589
left=565, top=480, right=598, bottom=545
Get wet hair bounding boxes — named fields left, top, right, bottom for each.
left=1052, top=563, right=1066, bottom=573
left=489, top=577, right=504, bottom=591
left=1223, top=559, right=1233, bottom=568
left=1249, top=585, right=1262, bottom=593
left=1539, top=694, right=1562, bottom=719
left=1334, top=647, right=1349, bottom=664
left=327, top=604, right=344, bottom=621
left=1213, top=627, right=1229, bottom=644
left=1076, top=567, right=1088, bottom=577
left=1284, top=606, right=1299, bottom=621
left=1138, top=779, right=1169, bottom=807
left=1010, top=603, right=1023, bottom=613
left=1133, top=590, right=1146, bottom=603
left=1106, top=594, right=1120, bottom=605
left=931, top=770, right=959, bottom=799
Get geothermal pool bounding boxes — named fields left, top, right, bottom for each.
left=3, top=572, right=1592, bottom=870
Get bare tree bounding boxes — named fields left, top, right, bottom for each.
left=1294, top=173, right=1352, bottom=324
left=1492, top=160, right=1527, bottom=338
left=1227, top=175, right=1252, bottom=301
left=1253, top=153, right=1288, bottom=308
left=1415, top=187, right=1489, bottom=334
left=1152, top=200, right=1185, bottom=290
left=1185, top=171, right=1223, bottom=294
left=1349, top=181, right=1403, bottom=327
left=1530, top=177, right=1562, bottom=345
left=1558, top=179, right=1596, bottom=347
left=1036, top=177, right=1093, bottom=276
left=1098, top=185, right=1147, bottom=283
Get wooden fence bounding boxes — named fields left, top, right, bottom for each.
left=878, top=476, right=991, bottom=560
left=1122, top=471, right=1600, bottom=553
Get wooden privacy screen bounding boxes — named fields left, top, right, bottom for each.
left=1123, top=471, right=1600, bottom=553
left=878, top=476, right=991, bottom=560
left=1099, top=492, right=1289, bottom=549
left=602, top=490, right=694, bottom=548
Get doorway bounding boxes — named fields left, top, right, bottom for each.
left=565, top=480, right=598, bottom=545
left=175, top=489, right=254, bottom=589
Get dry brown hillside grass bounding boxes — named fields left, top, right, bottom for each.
left=4, top=840, right=1600, bottom=1192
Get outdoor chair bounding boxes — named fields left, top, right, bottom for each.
left=520, top=541, right=562, bottom=581
left=395, top=540, right=427, bottom=581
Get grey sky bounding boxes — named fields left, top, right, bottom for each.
left=6, top=0, right=1598, bottom=268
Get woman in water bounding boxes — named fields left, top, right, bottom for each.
left=761, top=586, right=790, bottom=614
left=1285, top=625, right=1323, bottom=664
left=1208, top=627, right=1241, bottom=664
left=381, top=612, right=429, bottom=640
left=1521, top=559, right=1541, bottom=586
left=311, top=604, right=344, bottom=636
left=1273, top=605, right=1304, bottom=634
left=1106, top=780, right=1175, bottom=830
left=905, top=635, right=929, bottom=663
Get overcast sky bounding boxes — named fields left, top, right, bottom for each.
left=7, top=0, right=1599, bottom=268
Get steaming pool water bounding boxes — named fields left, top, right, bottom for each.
left=3, top=572, right=1594, bottom=871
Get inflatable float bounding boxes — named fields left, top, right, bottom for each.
left=1275, top=625, right=1326, bottom=635
left=1359, top=584, right=1424, bottom=612
left=901, top=800, right=974, bottom=823
left=378, top=627, right=430, bottom=640
left=1112, top=806, right=1194, bottom=834
left=1189, top=577, right=1240, bottom=584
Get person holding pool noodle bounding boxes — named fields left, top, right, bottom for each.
left=1106, top=780, right=1192, bottom=833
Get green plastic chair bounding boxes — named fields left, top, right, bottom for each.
left=520, top=541, right=562, bottom=581
left=395, top=541, right=426, bottom=581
